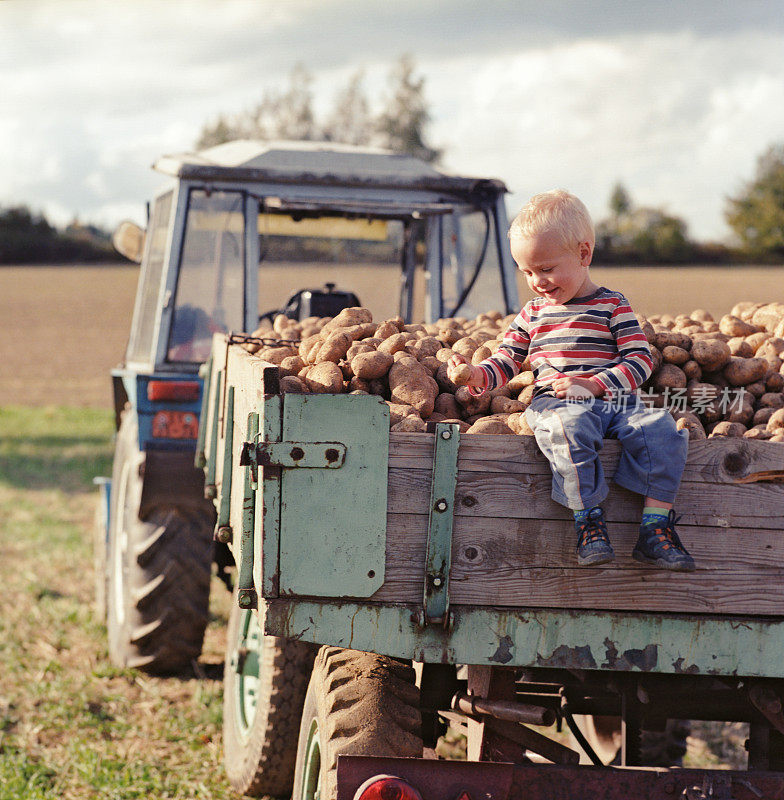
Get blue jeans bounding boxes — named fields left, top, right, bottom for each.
left=524, top=394, right=688, bottom=510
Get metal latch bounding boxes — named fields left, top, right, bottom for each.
left=239, top=440, right=346, bottom=469
left=417, top=422, right=460, bottom=629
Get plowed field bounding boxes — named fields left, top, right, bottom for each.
left=1, top=263, right=782, bottom=408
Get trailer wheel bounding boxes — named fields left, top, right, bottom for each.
left=106, top=411, right=213, bottom=673
left=292, top=647, right=423, bottom=800
left=223, top=597, right=316, bottom=796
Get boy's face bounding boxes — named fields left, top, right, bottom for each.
left=511, top=229, right=595, bottom=304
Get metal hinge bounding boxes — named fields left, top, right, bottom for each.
left=416, top=422, right=460, bottom=630
left=239, top=440, right=346, bottom=469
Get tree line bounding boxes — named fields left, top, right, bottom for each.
left=2, top=56, right=783, bottom=264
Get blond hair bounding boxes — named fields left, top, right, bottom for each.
left=509, top=189, right=594, bottom=251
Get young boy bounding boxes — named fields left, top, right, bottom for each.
left=448, top=189, right=695, bottom=571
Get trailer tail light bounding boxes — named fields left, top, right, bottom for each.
left=147, top=380, right=200, bottom=402
left=353, top=775, right=424, bottom=800
left=152, top=411, right=198, bottom=439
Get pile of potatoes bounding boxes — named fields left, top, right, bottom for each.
left=244, top=301, right=784, bottom=442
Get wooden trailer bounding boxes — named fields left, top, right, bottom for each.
left=202, top=334, right=784, bottom=800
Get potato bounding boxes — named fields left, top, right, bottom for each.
left=727, top=337, right=754, bottom=358
left=279, top=375, right=308, bottom=394
left=723, top=357, right=768, bottom=387
left=407, top=336, right=442, bottom=359
left=766, top=408, right=784, bottom=433
left=449, top=363, right=475, bottom=386
left=662, top=345, right=690, bottom=365
left=388, top=358, right=438, bottom=417
left=386, top=402, right=419, bottom=425
left=652, top=364, right=687, bottom=391
left=753, top=407, right=777, bottom=426
left=654, top=331, right=692, bottom=351
left=490, top=395, right=527, bottom=414
left=675, top=415, right=706, bottom=440
left=317, top=331, right=353, bottom=364
left=374, top=320, right=401, bottom=340
left=322, top=307, right=373, bottom=332
left=507, top=411, right=535, bottom=436
left=434, top=392, right=463, bottom=419
left=751, top=303, right=784, bottom=333
left=767, top=372, right=784, bottom=392
left=472, top=345, right=493, bottom=364
left=466, top=417, right=514, bottom=435
left=279, top=354, right=306, bottom=377
left=452, top=337, right=479, bottom=359
left=257, top=345, right=298, bottom=365
left=719, top=315, right=757, bottom=337
left=745, top=424, right=773, bottom=440
left=351, top=351, right=394, bottom=380
left=378, top=332, right=411, bottom=356
left=392, top=415, right=428, bottom=433
left=304, top=362, right=344, bottom=393
left=760, top=392, right=784, bottom=409
left=709, top=421, right=747, bottom=438
left=690, top=308, right=714, bottom=322
left=507, top=371, right=536, bottom=393
left=682, top=360, right=702, bottom=381
left=690, top=339, right=731, bottom=372
left=454, top=385, right=491, bottom=416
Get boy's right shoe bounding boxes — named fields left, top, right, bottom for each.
left=575, top=506, right=615, bottom=566
left=632, top=510, right=696, bottom=572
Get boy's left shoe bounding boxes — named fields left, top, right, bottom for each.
left=632, top=510, right=696, bottom=572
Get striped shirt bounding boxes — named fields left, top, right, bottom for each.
left=476, top=287, right=653, bottom=395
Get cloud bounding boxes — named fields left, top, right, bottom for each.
left=1, top=0, right=783, bottom=241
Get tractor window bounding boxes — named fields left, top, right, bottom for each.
left=440, top=210, right=505, bottom=319
left=256, top=212, right=408, bottom=323
left=167, top=190, right=245, bottom=363
left=127, top=191, right=172, bottom=364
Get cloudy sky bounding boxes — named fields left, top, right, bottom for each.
left=3, top=0, right=784, bottom=242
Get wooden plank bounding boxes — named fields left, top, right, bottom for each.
left=387, top=467, right=784, bottom=529
left=389, top=431, right=784, bottom=482
left=371, top=513, right=784, bottom=615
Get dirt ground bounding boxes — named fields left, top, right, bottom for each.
left=1, top=262, right=782, bottom=408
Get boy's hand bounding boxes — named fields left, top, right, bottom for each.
left=552, top=375, right=604, bottom=400
left=447, top=355, right=484, bottom=387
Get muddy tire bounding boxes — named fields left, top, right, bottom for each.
left=223, top=597, right=316, bottom=796
left=107, top=411, right=213, bottom=673
left=292, top=647, right=423, bottom=800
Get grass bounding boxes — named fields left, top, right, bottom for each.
left=0, top=406, right=236, bottom=799
left=0, top=405, right=750, bottom=798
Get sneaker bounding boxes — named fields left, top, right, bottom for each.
left=632, top=510, right=696, bottom=572
left=576, top=507, right=615, bottom=566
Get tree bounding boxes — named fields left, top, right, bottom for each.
left=609, top=183, right=632, bottom=217
left=595, top=186, right=692, bottom=263
left=195, top=56, right=441, bottom=163
left=725, top=143, right=784, bottom=256
left=196, top=63, right=318, bottom=148
left=375, top=55, right=441, bottom=163
left=323, top=69, right=372, bottom=146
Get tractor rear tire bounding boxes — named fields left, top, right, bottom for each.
left=292, top=647, right=423, bottom=800
left=107, top=412, right=213, bottom=673
left=223, top=597, right=317, bottom=796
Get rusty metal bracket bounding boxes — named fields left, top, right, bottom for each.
left=748, top=682, right=784, bottom=735
left=420, top=422, right=460, bottom=629
left=239, top=440, right=346, bottom=469
left=214, top=385, right=235, bottom=539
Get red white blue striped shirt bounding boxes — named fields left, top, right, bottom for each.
left=476, top=287, right=653, bottom=394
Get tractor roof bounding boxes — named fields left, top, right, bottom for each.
left=153, top=139, right=507, bottom=198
